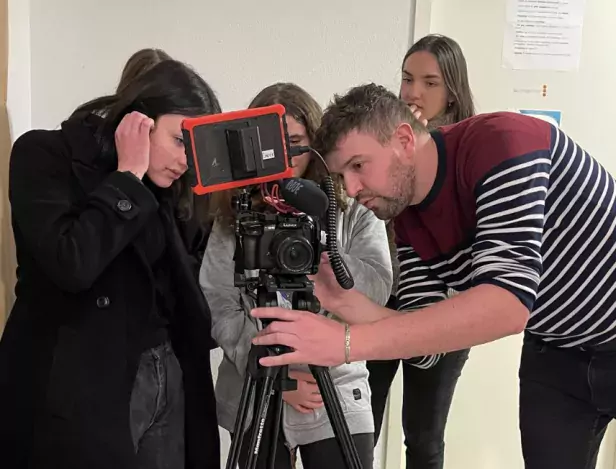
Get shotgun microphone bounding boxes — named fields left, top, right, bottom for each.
left=270, top=178, right=329, bottom=218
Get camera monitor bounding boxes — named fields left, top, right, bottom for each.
left=182, top=104, right=294, bottom=195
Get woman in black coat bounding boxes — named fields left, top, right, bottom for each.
left=0, top=59, right=221, bottom=469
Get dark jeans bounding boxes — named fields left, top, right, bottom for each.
left=519, top=334, right=616, bottom=469
left=129, top=341, right=185, bottom=469
left=367, top=349, right=469, bottom=469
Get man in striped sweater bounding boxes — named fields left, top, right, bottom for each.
left=251, top=83, right=616, bottom=468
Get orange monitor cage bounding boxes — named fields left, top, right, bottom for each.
left=181, top=104, right=294, bottom=195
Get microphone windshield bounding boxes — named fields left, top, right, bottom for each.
left=278, top=178, right=329, bottom=217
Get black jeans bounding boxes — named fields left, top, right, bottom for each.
left=129, top=341, right=185, bottom=469
left=236, top=428, right=374, bottom=469
left=367, top=349, right=469, bottom=469
left=519, top=334, right=616, bottom=469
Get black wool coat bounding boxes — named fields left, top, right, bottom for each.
left=0, top=115, right=219, bottom=468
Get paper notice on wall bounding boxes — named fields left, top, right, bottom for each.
left=502, top=0, right=586, bottom=71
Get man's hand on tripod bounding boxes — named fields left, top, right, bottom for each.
left=251, top=284, right=398, bottom=367
left=283, top=371, right=323, bottom=414
left=251, top=308, right=347, bottom=367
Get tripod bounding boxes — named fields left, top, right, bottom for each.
left=225, top=273, right=363, bottom=469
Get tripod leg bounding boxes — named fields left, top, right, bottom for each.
left=265, top=365, right=289, bottom=469
left=310, top=365, right=363, bottom=469
left=227, top=370, right=256, bottom=469
left=245, top=372, right=278, bottom=469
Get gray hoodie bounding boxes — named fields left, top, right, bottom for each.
left=199, top=198, right=393, bottom=448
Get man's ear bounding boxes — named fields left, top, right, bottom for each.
left=395, top=122, right=415, bottom=152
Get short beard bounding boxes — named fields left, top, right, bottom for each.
left=370, top=159, right=415, bottom=220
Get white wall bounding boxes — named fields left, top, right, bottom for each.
left=7, top=0, right=31, bottom=141
left=416, top=1, right=616, bottom=468
left=29, top=0, right=412, bottom=130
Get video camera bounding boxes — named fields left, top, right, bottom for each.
left=181, top=104, right=353, bottom=292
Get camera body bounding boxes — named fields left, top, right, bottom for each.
left=236, top=209, right=321, bottom=277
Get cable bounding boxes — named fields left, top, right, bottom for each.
left=289, top=145, right=311, bottom=158
left=320, top=175, right=354, bottom=289
left=288, top=144, right=354, bottom=288
left=306, top=147, right=354, bottom=290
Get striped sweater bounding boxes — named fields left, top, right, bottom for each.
left=394, top=112, right=616, bottom=368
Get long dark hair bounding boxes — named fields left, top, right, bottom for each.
left=209, top=82, right=347, bottom=227
left=403, top=34, right=476, bottom=123
left=71, top=59, right=222, bottom=221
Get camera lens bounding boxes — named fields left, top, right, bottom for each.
left=272, top=234, right=314, bottom=273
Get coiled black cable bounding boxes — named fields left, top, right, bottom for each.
left=320, top=175, right=354, bottom=289
left=291, top=145, right=355, bottom=290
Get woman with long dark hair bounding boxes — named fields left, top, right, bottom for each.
left=115, top=47, right=214, bottom=258
left=0, top=59, right=222, bottom=469
left=368, top=34, right=476, bottom=469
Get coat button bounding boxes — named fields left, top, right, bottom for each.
left=96, top=296, right=110, bottom=308
left=116, top=200, right=132, bottom=212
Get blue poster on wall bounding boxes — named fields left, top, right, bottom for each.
left=519, top=109, right=562, bottom=127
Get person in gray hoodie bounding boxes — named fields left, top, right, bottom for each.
left=199, top=82, right=393, bottom=469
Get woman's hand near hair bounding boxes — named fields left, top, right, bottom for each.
left=116, top=111, right=154, bottom=180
